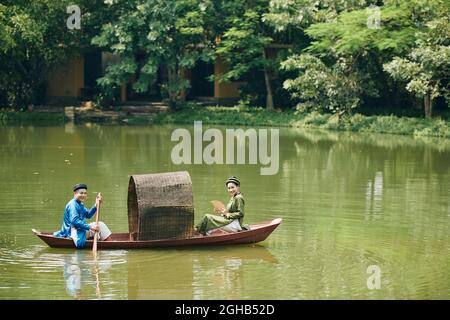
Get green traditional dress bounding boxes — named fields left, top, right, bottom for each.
left=195, top=192, right=248, bottom=235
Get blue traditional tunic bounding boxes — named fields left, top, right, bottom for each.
left=54, top=198, right=97, bottom=248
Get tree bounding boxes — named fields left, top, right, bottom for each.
left=0, top=2, right=50, bottom=108
left=281, top=54, right=362, bottom=116
left=276, top=0, right=444, bottom=114
left=384, top=14, right=450, bottom=118
left=92, top=0, right=216, bottom=110
left=0, top=0, right=109, bottom=109
left=215, top=0, right=285, bottom=110
left=264, top=0, right=376, bottom=31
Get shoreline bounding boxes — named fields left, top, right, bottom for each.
left=154, top=105, right=450, bottom=139
left=1, top=104, right=450, bottom=139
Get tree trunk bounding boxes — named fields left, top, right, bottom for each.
left=166, top=65, right=186, bottom=111
left=262, top=49, right=274, bottom=111
left=177, top=67, right=187, bottom=102
left=424, top=93, right=433, bottom=118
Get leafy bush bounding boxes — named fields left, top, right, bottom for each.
left=281, top=54, right=361, bottom=115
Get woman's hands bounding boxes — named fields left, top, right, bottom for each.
left=221, top=208, right=230, bottom=218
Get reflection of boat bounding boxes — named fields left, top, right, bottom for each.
left=32, top=218, right=282, bottom=249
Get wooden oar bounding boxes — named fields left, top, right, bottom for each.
left=92, top=259, right=101, bottom=298
left=92, top=192, right=101, bottom=253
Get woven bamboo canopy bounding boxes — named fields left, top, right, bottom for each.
left=127, top=171, right=194, bottom=240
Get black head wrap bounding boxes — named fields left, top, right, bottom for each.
left=225, top=176, right=240, bottom=186
left=73, top=183, right=88, bottom=192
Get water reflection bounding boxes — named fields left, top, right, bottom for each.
left=127, top=245, right=278, bottom=300
left=192, top=246, right=279, bottom=300
left=1, top=124, right=450, bottom=299
left=64, top=252, right=82, bottom=297
left=63, top=251, right=113, bottom=299
left=193, top=256, right=244, bottom=300
left=11, top=247, right=127, bottom=300
left=365, top=171, right=383, bottom=220
left=0, top=244, right=277, bottom=299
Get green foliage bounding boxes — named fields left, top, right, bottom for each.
left=216, top=6, right=273, bottom=82
left=214, top=0, right=283, bottom=109
left=0, top=2, right=50, bottom=108
left=160, top=77, right=191, bottom=111
left=1, top=0, right=448, bottom=122
left=0, top=0, right=109, bottom=109
left=92, top=0, right=216, bottom=110
left=277, top=0, right=447, bottom=115
left=281, top=54, right=361, bottom=115
left=154, top=104, right=450, bottom=138
left=0, top=110, right=67, bottom=126
left=264, top=0, right=375, bottom=31
left=305, top=3, right=420, bottom=56
left=384, top=11, right=450, bottom=107
left=154, top=104, right=296, bottom=126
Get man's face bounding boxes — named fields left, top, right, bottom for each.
left=74, top=189, right=87, bottom=202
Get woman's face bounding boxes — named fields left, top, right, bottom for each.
left=227, top=183, right=238, bottom=196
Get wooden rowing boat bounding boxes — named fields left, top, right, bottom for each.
left=32, top=218, right=282, bottom=249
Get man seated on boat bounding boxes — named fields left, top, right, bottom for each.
left=195, top=176, right=249, bottom=236
left=53, top=183, right=112, bottom=248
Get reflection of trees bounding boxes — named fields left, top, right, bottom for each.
left=268, top=127, right=450, bottom=298
left=127, top=248, right=195, bottom=299
left=0, top=124, right=180, bottom=232
left=277, top=127, right=450, bottom=220
left=191, top=246, right=278, bottom=300
left=281, top=127, right=450, bottom=152
left=127, top=246, right=278, bottom=299
left=193, top=256, right=243, bottom=300
left=2, top=123, right=450, bottom=298
left=5, top=123, right=447, bottom=225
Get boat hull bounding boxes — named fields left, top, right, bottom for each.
left=33, top=218, right=282, bottom=249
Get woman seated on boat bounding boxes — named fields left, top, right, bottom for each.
left=195, top=176, right=249, bottom=236
left=53, top=183, right=112, bottom=248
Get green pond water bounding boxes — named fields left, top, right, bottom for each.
left=0, top=123, right=449, bottom=299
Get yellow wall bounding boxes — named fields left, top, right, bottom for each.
left=46, top=55, right=242, bottom=101
left=47, top=58, right=84, bottom=98
left=214, top=57, right=240, bottom=98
